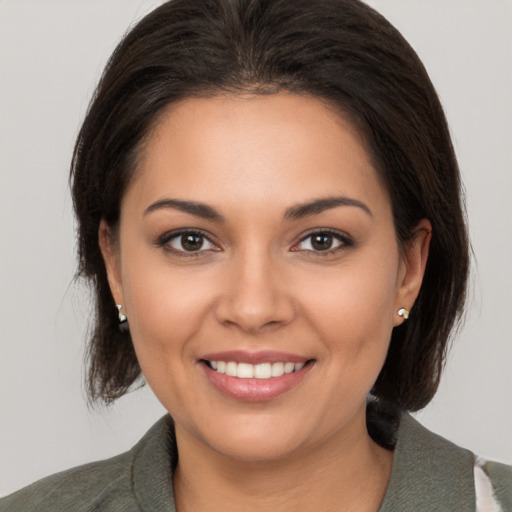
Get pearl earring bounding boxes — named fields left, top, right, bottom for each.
left=397, top=308, right=409, bottom=320
left=116, top=305, right=129, bottom=332
left=116, top=304, right=127, bottom=323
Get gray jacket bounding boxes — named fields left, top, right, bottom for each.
left=1, top=412, right=510, bottom=511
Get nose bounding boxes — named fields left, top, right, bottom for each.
left=214, top=250, right=296, bottom=334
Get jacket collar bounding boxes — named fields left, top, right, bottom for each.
left=130, top=412, right=475, bottom=511
left=378, top=412, right=475, bottom=511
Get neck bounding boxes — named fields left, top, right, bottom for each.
left=173, top=411, right=393, bottom=512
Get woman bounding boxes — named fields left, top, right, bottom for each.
left=1, top=0, right=510, bottom=510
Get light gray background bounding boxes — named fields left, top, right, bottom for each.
left=1, top=0, right=511, bottom=497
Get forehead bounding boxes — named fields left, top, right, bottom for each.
left=125, top=93, right=390, bottom=217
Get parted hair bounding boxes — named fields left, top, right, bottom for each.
left=71, top=0, right=469, bottom=411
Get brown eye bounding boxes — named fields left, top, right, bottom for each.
left=181, top=233, right=204, bottom=251
left=311, top=233, right=334, bottom=251
left=294, top=230, right=351, bottom=254
left=162, top=231, right=217, bottom=253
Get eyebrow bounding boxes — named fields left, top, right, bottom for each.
left=143, top=195, right=372, bottom=222
left=144, top=199, right=225, bottom=222
left=283, top=196, right=372, bottom=221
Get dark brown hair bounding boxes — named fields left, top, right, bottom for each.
left=71, top=0, right=469, bottom=411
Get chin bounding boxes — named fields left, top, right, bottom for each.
left=205, top=426, right=308, bottom=462
left=181, top=405, right=339, bottom=464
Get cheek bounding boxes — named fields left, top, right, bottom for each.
left=118, top=244, right=214, bottom=373
left=119, top=262, right=215, bottom=416
left=296, top=249, right=399, bottom=368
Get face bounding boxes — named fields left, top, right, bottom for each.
left=101, top=93, right=429, bottom=462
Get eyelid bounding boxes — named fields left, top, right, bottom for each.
left=155, top=227, right=352, bottom=256
left=291, top=228, right=353, bottom=253
left=156, top=228, right=220, bottom=254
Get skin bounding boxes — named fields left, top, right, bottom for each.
left=100, top=93, right=431, bottom=511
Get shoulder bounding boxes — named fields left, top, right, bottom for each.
left=477, top=458, right=512, bottom=511
left=0, top=415, right=176, bottom=512
left=0, top=449, right=136, bottom=512
left=380, top=411, right=512, bottom=511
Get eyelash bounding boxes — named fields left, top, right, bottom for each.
left=155, top=229, right=353, bottom=257
left=156, top=229, right=219, bottom=257
left=293, top=229, right=353, bottom=256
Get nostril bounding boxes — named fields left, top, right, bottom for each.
left=213, top=280, right=296, bottom=333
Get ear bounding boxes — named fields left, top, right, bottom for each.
left=98, top=219, right=124, bottom=307
left=393, top=218, right=432, bottom=325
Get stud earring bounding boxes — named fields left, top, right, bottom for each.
left=397, top=308, right=409, bottom=320
left=116, top=304, right=127, bottom=323
left=116, top=304, right=129, bottom=332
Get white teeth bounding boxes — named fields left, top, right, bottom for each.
left=237, top=363, right=254, bottom=378
left=284, top=362, right=295, bottom=374
left=254, top=363, right=272, bottom=379
left=271, top=362, right=284, bottom=377
left=208, top=360, right=307, bottom=379
left=225, top=361, right=237, bottom=377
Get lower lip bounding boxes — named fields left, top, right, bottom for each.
left=201, top=362, right=313, bottom=402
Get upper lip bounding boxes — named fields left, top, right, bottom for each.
left=200, top=350, right=311, bottom=365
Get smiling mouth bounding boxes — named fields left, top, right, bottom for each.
left=203, top=360, right=310, bottom=379
left=200, top=355, right=315, bottom=401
